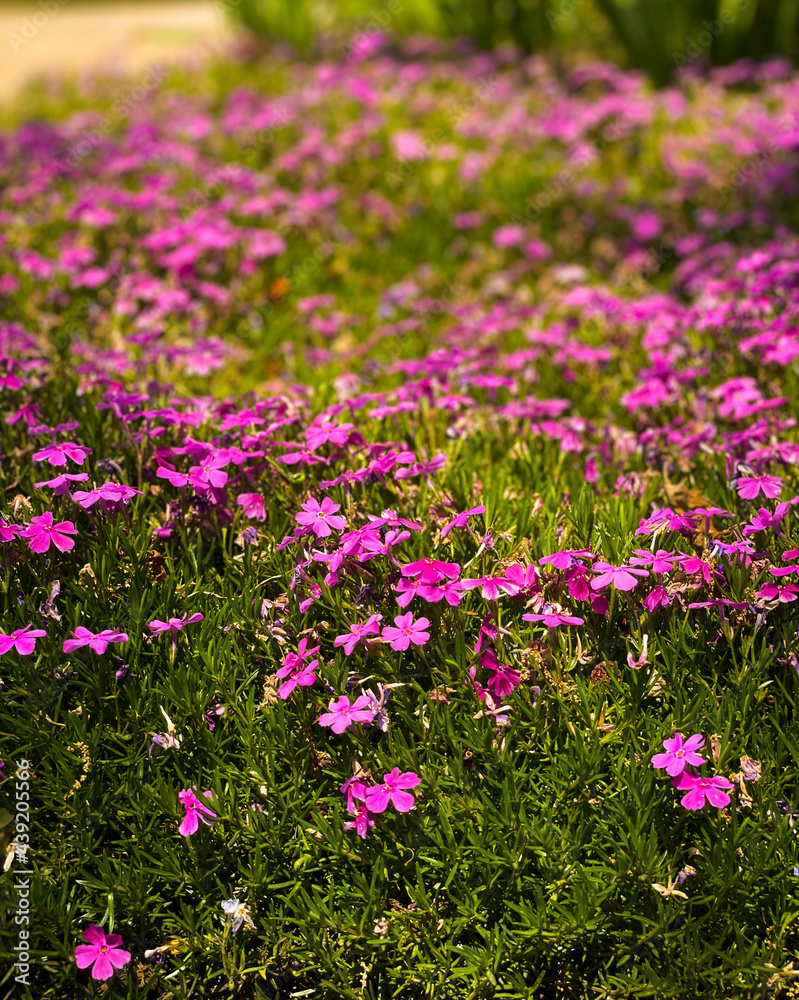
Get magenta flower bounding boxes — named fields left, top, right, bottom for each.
left=306, top=420, right=354, bottom=451
left=0, top=624, right=47, bottom=656
left=590, top=562, right=649, bottom=592
left=148, top=613, right=203, bottom=636
left=75, top=925, right=131, bottom=981
left=757, top=583, right=799, bottom=603
left=33, top=441, right=92, bottom=467
left=364, top=767, right=421, bottom=813
left=651, top=733, right=706, bottom=777
left=333, top=615, right=383, bottom=655
left=644, top=586, right=670, bottom=611
left=401, top=558, right=460, bottom=585
left=188, top=453, right=229, bottom=490
left=480, top=650, right=521, bottom=698
left=35, top=472, right=90, bottom=494
left=344, top=803, right=375, bottom=839
left=394, top=576, right=425, bottom=607
left=72, top=483, right=143, bottom=510
left=178, top=787, right=217, bottom=836
left=381, top=613, right=431, bottom=651
left=743, top=503, right=789, bottom=535
left=539, top=549, right=594, bottom=570
left=503, top=563, right=540, bottom=592
left=295, top=497, right=347, bottom=538
left=21, top=511, right=78, bottom=553
left=440, top=505, right=486, bottom=539
left=156, top=466, right=192, bottom=488
left=735, top=475, right=783, bottom=500
left=237, top=493, right=266, bottom=520
left=318, top=694, right=376, bottom=733
left=673, top=772, right=734, bottom=810
left=0, top=518, right=23, bottom=543
left=629, top=549, right=679, bottom=574
left=523, top=611, right=585, bottom=627
left=460, top=576, right=520, bottom=600
left=63, top=627, right=129, bottom=655
left=419, top=579, right=464, bottom=606
left=275, top=658, right=318, bottom=699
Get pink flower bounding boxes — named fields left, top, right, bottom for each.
left=75, top=925, right=131, bottom=980
left=364, top=767, right=421, bottom=813
left=0, top=624, right=47, bottom=656
left=21, top=512, right=78, bottom=553
left=757, top=583, right=799, bottom=603
left=275, top=659, right=318, bottom=699
left=63, top=627, right=129, bottom=655
left=178, top=787, right=217, bottom=836
left=590, top=562, right=649, bottom=591
left=156, top=466, right=192, bottom=488
left=306, top=420, right=354, bottom=452
left=503, top=563, right=540, bottom=592
left=35, top=472, right=90, bottom=494
left=188, top=453, right=229, bottom=490
left=394, top=576, right=425, bottom=607
left=735, top=475, right=783, bottom=500
left=673, top=772, right=734, bottom=810
left=401, top=558, right=460, bottom=585
left=651, top=733, right=706, bottom=777
left=644, top=586, right=670, bottom=611
left=743, top=503, right=789, bottom=535
left=418, top=580, right=464, bottom=606
left=344, top=804, right=375, bottom=839
left=295, top=497, right=347, bottom=538
left=629, top=549, right=679, bottom=574
left=148, top=613, right=203, bottom=636
left=33, top=441, right=92, bottom=467
left=440, top=505, right=486, bottom=539
left=480, top=650, right=521, bottom=698
left=539, top=549, right=594, bottom=571
left=72, top=483, right=143, bottom=510
left=0, top=518, right=23, bottom=543
left=237, top=493, right=266, bottom=521
left=523, top=611, right=584, bottom=627
left=381, top=613, right=431, bottom=651
left=318, top=694, right=376, bottom=733
left=460, top=576, right=520, bottom=600
left=334, top=615, right=383, bottom=655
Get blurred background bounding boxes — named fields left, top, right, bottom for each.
left=1, top=0, right=798, bottom=100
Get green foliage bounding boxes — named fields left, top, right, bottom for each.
left=223, top=0, right=799, bottom=84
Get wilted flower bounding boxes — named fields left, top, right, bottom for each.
left=221, top=898, right=256, bottom=933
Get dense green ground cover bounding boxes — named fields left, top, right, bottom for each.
left=0, top=38, right=799, bottom=1000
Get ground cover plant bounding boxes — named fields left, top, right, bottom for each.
left=1, top=34, right=799, bottom=1000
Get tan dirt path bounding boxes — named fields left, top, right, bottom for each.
left=0, top=1, right=235, bottom=105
